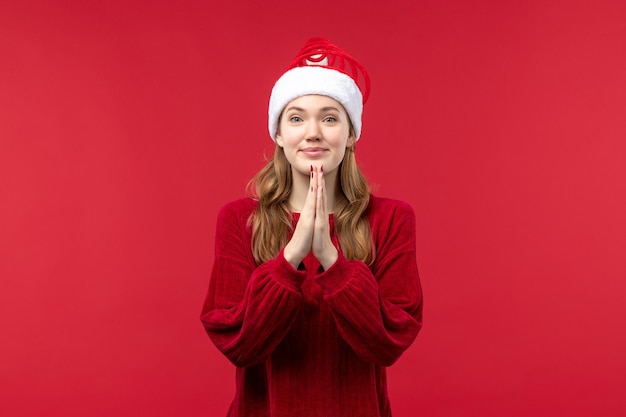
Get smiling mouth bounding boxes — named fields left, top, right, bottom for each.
left=300, top=148, right=328, bottom=157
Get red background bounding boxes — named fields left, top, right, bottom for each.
left=1, top=1, right=625, bottom=416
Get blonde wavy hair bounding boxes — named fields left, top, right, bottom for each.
left=247, top=143, right=374, bottom=266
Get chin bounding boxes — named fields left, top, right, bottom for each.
left=295, top=160, right=323, bottom=172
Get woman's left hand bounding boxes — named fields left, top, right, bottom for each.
left=311, top=165, right=338, bottom=270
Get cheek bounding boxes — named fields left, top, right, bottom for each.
left=281, top=139, right=299, bottom=154
left=335, top=149, right=347, bottom=163
left=280, top=141, right=299, bottom=164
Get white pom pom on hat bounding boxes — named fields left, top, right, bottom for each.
left=268, top=38, right=371, bottom=142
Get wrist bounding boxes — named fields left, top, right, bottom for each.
left=284, top=243, right=305, bottom=269
left=318, top=247, right=338, bottom=270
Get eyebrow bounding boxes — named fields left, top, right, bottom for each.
left=284, top=106, right=341, bottom=113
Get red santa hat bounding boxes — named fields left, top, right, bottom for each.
left=268, top=38, right=371, bottom=142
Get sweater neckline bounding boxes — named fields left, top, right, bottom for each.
left=291, top=212, right=335, bottom=222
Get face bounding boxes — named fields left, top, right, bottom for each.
left=276, top=95, right=355, bottom=178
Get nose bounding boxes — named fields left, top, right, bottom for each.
left=304, top=121, right=321, bottom=141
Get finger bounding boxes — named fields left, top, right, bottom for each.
left=315, top=165, right=325, bottom=217
left=311, top=165, right=336, bottom=267
left=302, top=165, right=317, bottom=220
left=286, top=166, right=317, bottom=264
left=320, top=166, right=327, bottom=215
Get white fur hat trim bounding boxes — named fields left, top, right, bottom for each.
left=268, top=66, right=363, bottom=142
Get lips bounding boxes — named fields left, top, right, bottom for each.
left=300, top=147, right=328, bottom=157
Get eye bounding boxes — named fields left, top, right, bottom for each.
left=323, top=116, right=337, bottom=123
left=289, top=116, right=303, bottom=123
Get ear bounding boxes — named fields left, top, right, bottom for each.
left=346, top=132, right=356, bottom=148
left=275, top=132, right=284, bottom=147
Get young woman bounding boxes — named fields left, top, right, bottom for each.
left=201, top=38, right=423, bottom=417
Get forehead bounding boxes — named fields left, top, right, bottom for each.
left=283, top=95, right=346, bottom=112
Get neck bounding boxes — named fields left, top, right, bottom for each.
left=289, top=168, right=338, bottom=213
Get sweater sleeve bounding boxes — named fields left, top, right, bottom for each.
left=315, top=200, right=423, bottom=366
left=200, top=202, right=306, bottom=368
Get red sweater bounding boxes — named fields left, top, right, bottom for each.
left=201, top=196, right=423, bottom=417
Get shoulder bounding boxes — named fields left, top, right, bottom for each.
left=367, top=196, right=417, bottom=249
left=216, top=197, right=258, bottom=225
